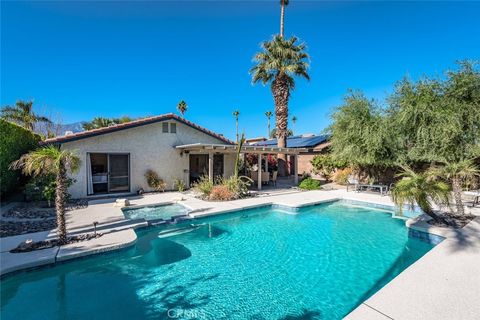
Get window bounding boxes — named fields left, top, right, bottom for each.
left=162, top=122, right=169, bottom=133
left=170, top=123, right=177, bottom=133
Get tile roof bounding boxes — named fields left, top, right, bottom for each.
left=42, top=113, right=235, bottom=145
left=252, top=134, right=330, bottom=148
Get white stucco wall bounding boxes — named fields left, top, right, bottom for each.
left=61, top=120, right=235, bottom=198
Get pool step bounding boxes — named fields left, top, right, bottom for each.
left=157, top=225, right=201, bottom=238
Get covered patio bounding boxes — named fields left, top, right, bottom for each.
left=175, top=143, right=306, bottom=190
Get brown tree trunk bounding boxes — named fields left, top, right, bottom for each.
left=280, top=1, right=285, bottom=37
left=272, top=74, right=290, bottom=176
left=56, top=162, right=68, bottom=245
left=452, top=177, right=464, bottom=215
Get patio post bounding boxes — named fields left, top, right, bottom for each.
left=257, top=154, right=262, bottom=190
left=208, top=152, right=214, bottom=182
left=293, top=154, right=299, bottom=185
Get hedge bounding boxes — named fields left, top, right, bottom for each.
left=0, top=119, right=41, bottom=196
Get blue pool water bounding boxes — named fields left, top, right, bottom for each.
left=123, top=203, right=189, bottom=221
left=1, top=201, right=433, bottom=320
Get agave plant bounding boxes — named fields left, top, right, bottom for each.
left=391, top=165, right=450, bottom=223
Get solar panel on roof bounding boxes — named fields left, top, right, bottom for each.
left=253, top=134, right=330, bottom=148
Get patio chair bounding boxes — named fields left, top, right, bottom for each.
left=271, top=171, right=278, bottom=187
left=346, top=176, right=359, bottom=192
left=262, top=171, right=269, bottom=185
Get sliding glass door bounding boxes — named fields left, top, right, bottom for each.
left=108, top=154, right=130, bottom=193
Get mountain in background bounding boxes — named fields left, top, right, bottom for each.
left=34, top=121, right=85, bottom=137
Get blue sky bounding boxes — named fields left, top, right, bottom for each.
left=1, top=1, right=479, bottom=140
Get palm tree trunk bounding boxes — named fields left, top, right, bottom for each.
left=267, top=118, right=271, bottom=138
left=280, top=0, right=285, bottom=37
left=56, top=163, right=68, bottom=245
left=236, top=119, right=239, bottom=143
left=272, top=75, right=290, bottom=176
left=452, top=177, right=465, bottom=215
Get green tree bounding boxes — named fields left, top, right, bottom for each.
left=1, top=100, right=52, bottom=131
left=82, top=116, right=133, bottom=131
left=388, top=61, right=480, bottom=163
left=311, top=154, right=347, bottom=182
left=430, top=159, right=480, bottom=215
left=250, top=35, right=310, bottom=174
left=270, top=128, right=293, bottom=139
left=291, top=115, right=297, bottom=134
left=265, top=111, right=273, bottom=138
left=177, top=100, right=188, bottom=117
left=10, top=146, right=80, bottom=244
left=233, top=110, right=240, bottom=143
left=391, top=166, right=450, bottom=223
left=329, top=91, right=395, bottom=167
left=279, top=0, right=289, bottom=37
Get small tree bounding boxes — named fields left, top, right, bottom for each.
left=391, top=166, right=450, bottom=223
left=431, top=159, right=480, bottom=215
left=10, top=146, right=80, bottom=244
left=311, top=154, right=346, bottom=182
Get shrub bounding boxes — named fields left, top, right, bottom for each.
left=0, top=119, right=41, bottom=196
left=173, top=178, right=186, bottom=192
left=222, top=175, right=252, bottom=199
left=144, top=169, right=166, bottom=192
left=209, top=185, right=235, bottom=201
left=298, top=177, right=322, bottom=190
left=193, top=175, right=214, bottom=198
left=332, top=167, right=353, bottom=185
left=25, top=175, right=75, bottom=206
left=311, top=154, right=347, bottom=181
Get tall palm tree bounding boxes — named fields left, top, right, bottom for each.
left=177, top=100, right=188, bottom=118
left=265, top=111, right=273, bottom=138
left=391, top=166, right=450, bottom=223
left=250, top=35, right=309, bottom=174
left=233, top=110, right=240, bottom=143
left=10, top=146, right=80, bottom=244
left=279, top=0, right=290, bottom=38
left=291, top=115, right=297, bottom=134
left=1, top=100, right=52, bottom=131
left=430, top=159, right=480, bottom=215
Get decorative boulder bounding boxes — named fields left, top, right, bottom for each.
left=114, top=199, right=130, bottom=207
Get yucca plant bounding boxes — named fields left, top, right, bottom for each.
left=10, top=145, right=80, bottom=244
left=391, top=166, right=450, bottom=223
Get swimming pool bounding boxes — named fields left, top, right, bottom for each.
left=122, top=203, right=190, bottom=221
left=1, top=201, right=434, bottom=319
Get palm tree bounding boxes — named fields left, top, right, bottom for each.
left=265, top=111, right=273, bottom=138
left=291, top=115, right=297, bottom=134
left=82, top=117, right=132, bottom=131
left=233, top=110, right=240, bottom=143
left=10, top=146, right=80, bottom=244
left=1, top=100, right=52, bottom=131
left=279, top=0, right=290, bottom=38
left=250, top=35, right=309, bottom=174
left=430, top=159, right=480, bottom=215
left=177, top=100, right=188, bottom=118
left=391, top=166, right=450, bottom=223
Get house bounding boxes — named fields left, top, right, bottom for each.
left=44, top=113, right=304, bottom=198
left=250, top=134, right=330, bottom=175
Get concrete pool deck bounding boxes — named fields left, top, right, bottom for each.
left=1, top=189, right=479, bottom=320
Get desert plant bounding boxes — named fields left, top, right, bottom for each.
left=298, top=178, right=321, bottom=190
left=391, top=166, right=450, bottom=223
left=430, top=159, right=480, bottom=215
left=193, top=175, right=214, bottom=198
left=144, top=169, right=166, bottom=192
left=222, top=175, right=252, bottom=199
left=311, top=154, right=347, bottom=181
left=332, top=167, right=353, bottom=185
left=173, top=178, right=186, bottom=192
left=10, top=145, right=80, bottom=244
left=209, top=185, right=235, bottom=201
